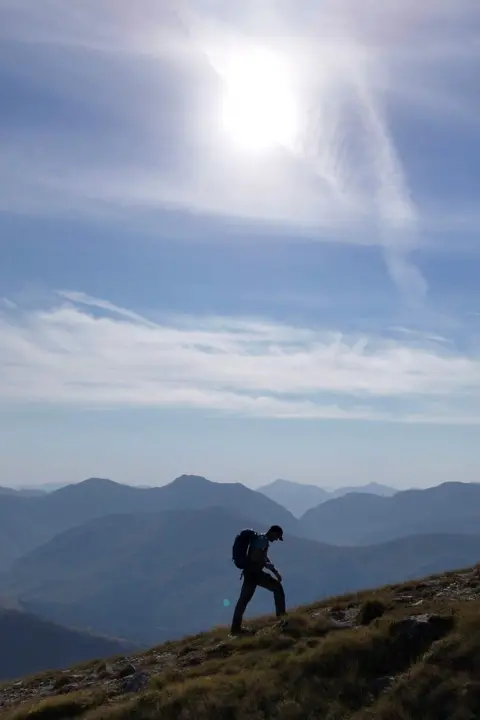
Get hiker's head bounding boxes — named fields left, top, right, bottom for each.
left=266, top=525, right=284, bottom=543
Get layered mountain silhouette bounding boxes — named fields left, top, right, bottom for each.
left=0, top=475, right=298, bottom=571
left=4, top=504, right=480, bottom=646
left=18, top=482, right=67, bottom=493
left=328, top=481, right=397, bottom=499
left=3, top=476, right=480, bottom=650
left=258, top=478, right=397, bottom=516
left=257, top=479, right=331, bottom=516
left=301, top=481, right=480, bottom=544
left=0, top=606, right=135, bottom=681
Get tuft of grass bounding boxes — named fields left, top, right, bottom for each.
left=358, top=599, right=388, bottom=626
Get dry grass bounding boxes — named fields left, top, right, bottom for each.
left=2, top=691, right=106, bottom=720
left=3, top=566, right=480, bottom=719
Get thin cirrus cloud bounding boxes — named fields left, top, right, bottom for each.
left=1, top=1, right=479, bottom=298
left=1, top=292, right=480, bottom=424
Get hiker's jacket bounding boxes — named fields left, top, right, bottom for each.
left=247, top=533, right=276, bottom=572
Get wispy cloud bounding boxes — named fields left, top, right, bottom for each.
left=1, top=1, right=479, bottom=295
left=1, top=298, right=17, bottom=310
left=389, top=326, right=452, bottom=345
left=1, top=292, right=480, bottom=424
left=56, top=291, right=159, bottom=329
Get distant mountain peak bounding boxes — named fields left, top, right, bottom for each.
left=170, top=474, right=212, bottom=486
left=53, top=478, right=125, bottom=495
left=258, top=479, right=329, bottom=518
left=268, top=478, right=311, bottom=489
left=77, top=477, right=123, bottom=489
left=265, top=478, right=322, bottom=488
left=82, top=477, right=118, bottom=485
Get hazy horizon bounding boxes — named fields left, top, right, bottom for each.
left=2, top=459, right=470, bottom=493
left=6, top=476, right=406, bottom=491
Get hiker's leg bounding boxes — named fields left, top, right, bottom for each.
left=231, top=576, right=257, bottom=632
left=256, top=571, right=286, bottom=617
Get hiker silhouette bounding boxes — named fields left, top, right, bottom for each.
left=230, top=524, right=286, bottom=635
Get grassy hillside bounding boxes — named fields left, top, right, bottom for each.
left=2, top=565, right=480, bottom=719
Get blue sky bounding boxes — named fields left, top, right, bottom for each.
left=1, top=1, right=479, bottom=489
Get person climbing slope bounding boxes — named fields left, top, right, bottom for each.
left=230, top=524, right=286, bottom=636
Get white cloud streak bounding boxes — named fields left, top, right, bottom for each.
left=1, top=292, right=480, bottom=424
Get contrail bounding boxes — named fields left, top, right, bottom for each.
left=354, top=74, right=428, bottom=300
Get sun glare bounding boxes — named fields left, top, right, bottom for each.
left=219, top=46, right=298, bottom=153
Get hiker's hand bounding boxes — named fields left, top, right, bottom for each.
left=275, top=570, right=282, bottom=582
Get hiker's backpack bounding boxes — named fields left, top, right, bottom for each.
left=232, top=528, right=256, bottom=569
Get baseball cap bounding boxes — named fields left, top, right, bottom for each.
left=269, top=524, right=284, bottom=541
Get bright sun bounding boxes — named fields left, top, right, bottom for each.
left=219, top=46, right=298, bottom=153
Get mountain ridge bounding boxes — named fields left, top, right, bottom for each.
left=301, top=480, right=480, bottom=544
left=0, top=474, right=299, bottom=572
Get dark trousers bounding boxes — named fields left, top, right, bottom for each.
left=231, top=569, right=286, bottom=632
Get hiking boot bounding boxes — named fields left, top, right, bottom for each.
left=229, top=626, right=255, bottom=638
